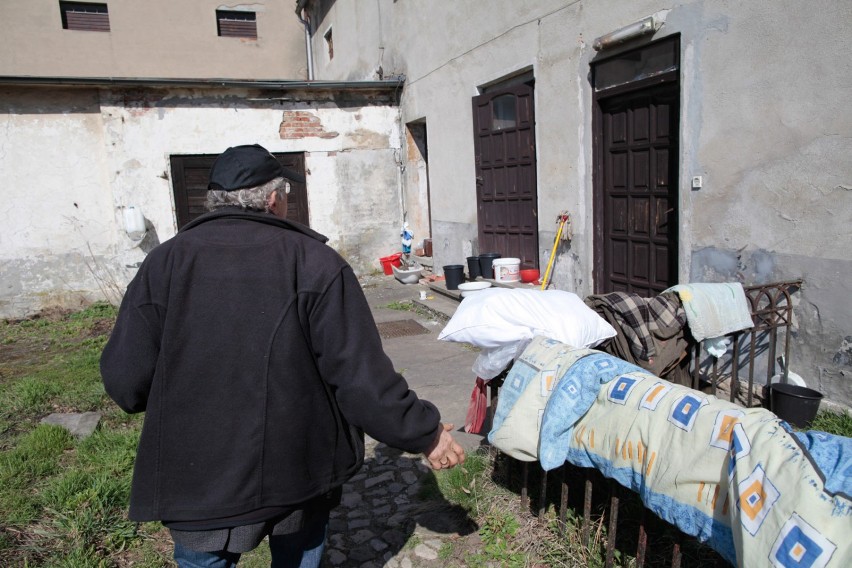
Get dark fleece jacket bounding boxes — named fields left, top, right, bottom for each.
left=100, top=209, right=441, bottom=522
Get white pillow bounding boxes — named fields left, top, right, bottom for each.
left=438, top=288, right=616, bottom=349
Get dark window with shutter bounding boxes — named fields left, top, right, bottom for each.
left=60, top=2, right=110, bottom=32
left=216, top=10, right=257, bottom=39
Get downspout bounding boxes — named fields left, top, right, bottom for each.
left=296, top=6, right=314, bottom=80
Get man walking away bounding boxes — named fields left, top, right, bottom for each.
left=101, top=144, right=464, bottom=567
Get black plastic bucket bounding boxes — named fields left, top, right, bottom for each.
left=443, top=264, right=465, bottom=290
left=478, top=253, right=501, bottom=279
left=467, top=256, right=481, bottom=280
left=770, top=383, right=823, bottom=428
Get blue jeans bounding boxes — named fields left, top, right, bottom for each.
left=173, top=518, right=328, bottom=568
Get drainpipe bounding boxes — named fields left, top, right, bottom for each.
left=296, top=6, right=314, bottom=80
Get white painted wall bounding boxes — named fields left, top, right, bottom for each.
left=0, top=88, right=123, bottom=315
left=0, top=86, right=403, bottom=318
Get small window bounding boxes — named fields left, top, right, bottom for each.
left=324, top=28, right=334, bottom=60
left=216, top=10, right=257, bottom=39
left=60, top=2, right=110, bottom=32
left=492, top=94, right=517, bottom=130
left=593, top=36, right=679, bottom=92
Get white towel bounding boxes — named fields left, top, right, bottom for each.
left=666, top=283, right=753, bottom=342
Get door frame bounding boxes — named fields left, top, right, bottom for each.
left=472, top=78, right=539, bottom=268
left=591, top=35, right=681, bottom=293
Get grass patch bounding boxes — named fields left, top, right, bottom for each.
left=384, top=299, right=450, bottom=323
left=0, top=303, right=173, bottom=567
left=427, top=449, right=727, bottom=567
left=810, top=409, right=852, bottom=437
left=421, top=448, right=490, bottom=513
left=0, top=425, right=74, bottom=526
left=403, top=534, right=421, bottom=551
left=385, top=300, right=414, bottom=311
left=428, top=449, right=601, bottom=567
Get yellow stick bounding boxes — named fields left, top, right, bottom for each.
left=540, top=217, right=566, bottom=290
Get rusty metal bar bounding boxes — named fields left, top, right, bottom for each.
left=605, top=481, right=620, bottom=567
left=538, top=468, right=548, bottom=517
left=636, top=509, right=648, bottom=567
left=582, top=469, right=593, bottom=547
left=693, top=342, right=701, bottom=390
left=767, top=326, right=778, bottom=384
left=747, top=328, right=757, bottom=407
left=711, top=357, right=719, bottom=395
left=730, top=331, right=741, bottom=402
left=559, top=465, right=569, bottom=533
left=671, top=532, right=683, bottom=568
left=781, top=285, right=796, bottom=381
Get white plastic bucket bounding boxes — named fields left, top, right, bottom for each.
left=492, top=257, right=520, bottom=282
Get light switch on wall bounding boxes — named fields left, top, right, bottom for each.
left=691, top=176, right=703, bottom=190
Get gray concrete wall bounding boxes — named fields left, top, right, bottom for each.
left=1, top=86, right=403, bottom=318
left=305, top=0, right=852, bottom=405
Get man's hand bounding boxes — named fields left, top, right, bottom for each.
left=425, top=423, right=466, bottom=470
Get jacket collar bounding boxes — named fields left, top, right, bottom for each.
left=180, top=209, right=329, bottom=244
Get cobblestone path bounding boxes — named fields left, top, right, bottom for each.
left=323, top=437, right=478, bottom=567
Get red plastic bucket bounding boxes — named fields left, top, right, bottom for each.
left=379, top=253, right=403, bottom=275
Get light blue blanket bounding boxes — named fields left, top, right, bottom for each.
left=666, top=283, right=753, bottom=342
left=488, top=337, right=852, bottom=567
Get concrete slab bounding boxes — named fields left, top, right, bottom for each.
left=360, top=275, right=488, bottom=451
left=41, top=411, right=101, bottom=439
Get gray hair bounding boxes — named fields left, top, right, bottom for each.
left=205, top=177, right=289, bottom=212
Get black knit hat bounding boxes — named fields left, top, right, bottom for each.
left=208, top=144, right=286, bottom=191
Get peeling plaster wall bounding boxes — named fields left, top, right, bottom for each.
left=308, top=0, right=852, bottom=405
left=0, top=88, right=126, bottom=316
left=1, top=86, right=402, bottom=318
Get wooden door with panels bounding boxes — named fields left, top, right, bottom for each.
left=472, top=82, right=539, bottom=268
left=593, top=36, right=680, bottom=296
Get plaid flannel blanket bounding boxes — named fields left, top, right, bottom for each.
left=584, top=291, right=686, bottom=361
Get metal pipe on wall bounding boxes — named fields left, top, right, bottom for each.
left=296, top=8, right=314, bottom=81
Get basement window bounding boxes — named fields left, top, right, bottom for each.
left=216, top=10, right=257, bottom=39
left=60, top=2, right=110, bottom=32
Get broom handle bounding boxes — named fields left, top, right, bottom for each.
left=540, top=218, right=566, bottom=290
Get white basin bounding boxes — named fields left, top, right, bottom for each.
left=457, top=281, right=492, bottom=297
left=392, top=264, right=423, bottom=284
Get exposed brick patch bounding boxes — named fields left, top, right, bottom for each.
left=279, top=110, right=339, bottom=139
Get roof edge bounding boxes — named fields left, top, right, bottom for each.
left=0, top=75, right=404, bottom=91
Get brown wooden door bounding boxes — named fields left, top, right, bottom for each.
left=596, top=85, right=679, bottom=295
left=170, top=152, right=309, bottom=228
left=472, top=83, right=539, bottom=268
